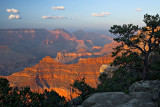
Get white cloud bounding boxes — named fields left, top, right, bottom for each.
left=51, top=6, right=65, bottom=10
left=8, top=14, right=20, bottom=19
left=92, top=12, right=111, bottom=17
left=42, top=16, right=66, bottom=19
left=136, top=8, right=142, bottom=11
left=6, top=8, right=19, bottom=13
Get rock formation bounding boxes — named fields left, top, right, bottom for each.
left=101, top=42, right=121, bottom=54
left=54, top=41, right=120, bottom=64
left=0, top=29, right=115, bottom=75
left=3, top=54, right=114, bottom=100
left=55, top=49, right=94, bottom=64
left=78, top=80, right=159, bottom=107
left=99, top=64, right=118, bottom=78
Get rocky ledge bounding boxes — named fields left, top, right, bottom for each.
left=78, top=80, right=160, bottom=107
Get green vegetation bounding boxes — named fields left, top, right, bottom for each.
left=97, top=14, right=160, bottom=92
left=71, top=78, right=95, bottom=100
left=97, top=66, right=141, bottom=93
left=109, top=14, right=160, bottom=79
left=1, top=14, right=160, bottom=106
left=72, top=14, right=160, bottom=102
left=0, top=78, right=12, bottom=97
left=0, top=78, right=66, bottom=107
left=93, top=14, right=160, bottom=93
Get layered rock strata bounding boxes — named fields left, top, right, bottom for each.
left=3, top=54, right=114, bottom=100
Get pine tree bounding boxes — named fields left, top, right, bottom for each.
left=109, top=14, right=160, bottom=79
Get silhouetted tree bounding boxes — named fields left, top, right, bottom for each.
left=44, top=89, right=66, bottom=107
left=71, top=78, right=95, bottom=100
left=0, top=78, right=12, bottom=106
left=0, top=78, right=12, bottom=96
left=0, top=77, right=66, bottom=107
left=109, top=14, right=160, bottom=79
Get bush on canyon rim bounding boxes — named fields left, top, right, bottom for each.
left=0, top=77, right=67, bottom=107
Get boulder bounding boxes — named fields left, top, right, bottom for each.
left=80, top=92, right=156, bottom=107
left=99, top=64, right=117, bottom=78
left=129, top=92, right=153, bottom=100
left=79, top=80, right=159, bottom=107
left=99, top=64, right=109, bottom=73
left=129, top=80, right=160, bottom=92
left=81, top=92, right=132, bottom=107
left=119, top=98, right=155, bottom=107
left=129, top=80, right=160, bottom=104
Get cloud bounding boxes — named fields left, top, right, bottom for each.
left=92, top=12, right=111, bottom=17
left=6, top=8, right=19, bottom=13
left=42, top=16, right=66, bottom=19
left=136, top=8, right=142, bottom=11
left=8, top=14, right=21, bottom=19
left=51, top=6, right=65, bottom=10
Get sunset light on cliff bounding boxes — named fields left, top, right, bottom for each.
left=0, top=0, right=160, bottom=106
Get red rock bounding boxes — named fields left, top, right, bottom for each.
left=2, top=54, right=114, bottom=100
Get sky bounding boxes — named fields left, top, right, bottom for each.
left=0, top=0, right=160, bottom=32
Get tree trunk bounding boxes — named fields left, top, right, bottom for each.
left=143, top=64, right=147, bottom=80
left=143, top=54, right=148, bottom=80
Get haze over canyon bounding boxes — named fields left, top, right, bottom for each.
left=0, top=28, right=119, bottom=99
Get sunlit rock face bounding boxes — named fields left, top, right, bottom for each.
left=0, top=29, right=116, bottom=75
left=100, top=42, right=120, bottom=55
left=3, top=54, right=114, bottom=100
left=99, top=64, right=118, bottom=78
left=55, top=49, right=93, bottom=64
left=0, top=29, right=119, bottom=99
left=54, top=41, right=120, bottom=64
left=100, top=64, right=110, bottom=74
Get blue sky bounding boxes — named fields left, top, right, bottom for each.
left=0, top=0, right=160, bottom=32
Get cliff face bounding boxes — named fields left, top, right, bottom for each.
left=101, top=42, right=121, bottom=54
left=4, top=55, right=114, bottom=100
left=73, top=30, right=112, bottom=47
left=54, top=41, right=119, bottom=64
left=55, top=50, right=93, bottom=64
left=0, top=29, right=115, bottom=75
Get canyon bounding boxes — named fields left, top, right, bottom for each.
left=0, top=28, right=120, bottom=100
left=0, top=29, right=119, bottom=75
left=1, top=54, right=114, bottom=100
